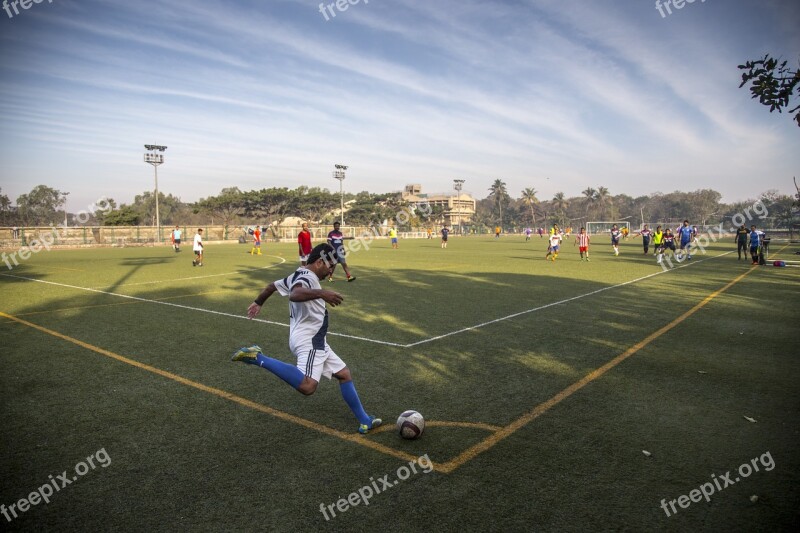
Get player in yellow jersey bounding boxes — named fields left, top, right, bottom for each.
left=652, top=226, right=664, bottom=257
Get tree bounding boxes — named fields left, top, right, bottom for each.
left=552, top=192, right=570, bottom=226
left=488, top=179, right=508, bottom=225
left=520, top=188, right=539, bottom=226
left=16, top=185, right=66, bottom=226
left=342, top=192, right=395, bottom=226
left=293, top=187, right=338, bottom=223
left=0, top=188, right=13, bottom=225
left=101, top=206, right=141, bottom=226
left=769, top=195, right=797, bottom=228
left=195, top=187, right=245, bottom=227
left=739, top=54, right=800, bottom=127
left=244, top=188, right=296, bottom=229
left=582, top=187, right=597, bottom=218
left=594, top=186, right=610, bottom=219
left=692, top=189, right=722, bottom=226
left=132, top=191, right=184, bottom=225
left=794, top=177, right=800, bottom=208
left=418, top=204, right=446, bottom=227
left=552, top=192, right=569, bottom=212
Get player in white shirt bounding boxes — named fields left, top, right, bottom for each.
left=192, top=228, right=203, bottom=267
left=231, top=243, right=382, bottom=434
left=545, top=231, right=562, bottom=261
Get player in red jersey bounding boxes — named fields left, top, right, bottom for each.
left=575, top=227, right=591, bottom=261
left=250, top=226, right=262, bottom=256
left=298, top=223, right=313, bottom=265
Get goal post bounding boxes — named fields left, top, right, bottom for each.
left=586, top=221, right=630, bottom=235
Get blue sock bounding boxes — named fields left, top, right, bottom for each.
left=340, top=381, right=371, bottom=426
left=256, top=353, right=304, bottom=389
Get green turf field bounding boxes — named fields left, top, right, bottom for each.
left=1, top=236, right=799, bottom=531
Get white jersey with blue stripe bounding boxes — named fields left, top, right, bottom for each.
left=274, top=268, right=329, bottom=350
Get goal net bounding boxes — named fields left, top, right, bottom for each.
left=586, top=221, right=630, bottom=235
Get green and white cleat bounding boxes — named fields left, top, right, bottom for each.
left=358, top=416, right=382, bottom=435
left=231, top=345, right=263, bottom=364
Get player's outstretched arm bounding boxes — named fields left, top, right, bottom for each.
left=248, top=282, right=278, bottom=318
left=290, top=286, right=343, bottom=306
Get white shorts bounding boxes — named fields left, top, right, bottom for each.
left=293, top=342, right=346, bottom=382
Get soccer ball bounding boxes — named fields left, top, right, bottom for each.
left=397, top=410, right=425, bottom=439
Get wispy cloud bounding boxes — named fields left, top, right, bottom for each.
left=0, top=0, right=797, bottom=207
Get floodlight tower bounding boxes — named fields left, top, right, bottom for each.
left=453, top=179, right=465, bottom=234
left=333, top=164, right=348, bottom=227
left=62, top=192, right=70, bottom=227
left=144, top=144, right=167, bottom=240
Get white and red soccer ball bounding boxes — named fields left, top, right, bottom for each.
left=397, top=410, right=425, bottom=439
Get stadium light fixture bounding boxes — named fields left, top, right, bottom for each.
left=453, top=179, right=465, bottom=233
left=144, top=144, right=167, bottom=241
left=333, top=164, right=348, bottom=227
left=62, top=192, right=69, bottom=227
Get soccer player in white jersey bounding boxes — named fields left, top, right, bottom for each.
left=231, top=243, right=381, bottom=434
left=545, top=231, right=562, bottom=261
left=610, top=225, right=621, bottom=256
left=192, top=228, right=203, bottom=267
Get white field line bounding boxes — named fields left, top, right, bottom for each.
left=89, top=256, right=287, bottom=289
left=404, top=252, right=733, bottom=347
left=0, top=272, right=406, bottom=347
left=1, top=252, right=733, bottom=348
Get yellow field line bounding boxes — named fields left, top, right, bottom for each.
left=1, top=250, right=786, bottom=475
left=0, top=311, right=426, bottom=468
left=437, top=264, right=761, bottom=474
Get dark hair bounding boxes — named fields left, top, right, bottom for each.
left=307, top=243, right=337, bottom=266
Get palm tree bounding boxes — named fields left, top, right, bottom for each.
left=488, top=179, right=508, bottom=225
left=520, top=188, right=539, bottom=226
left=582, top=187, right=596, bottom=218
left=595, top=186, right=610, bottom=219
left=552, top=192, right=570, bottom=227
left=552, top=192, right=569, bottom=212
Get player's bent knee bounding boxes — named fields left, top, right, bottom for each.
left=334, top=367, right=352, bottom=382
left=297, top=377, right=319, bottom=395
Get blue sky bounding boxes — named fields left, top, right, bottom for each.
left=1, top=0, right=798, bottom=211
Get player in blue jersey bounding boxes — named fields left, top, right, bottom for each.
left=232, top=243, right=380, bottom=434
left=677, top=220, right=693, bottom=260
left=636, top=225, right=652, bottom=255
left=326, top=221, right=355, bottom=282
left=441, top=226, right=450, bottom=248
